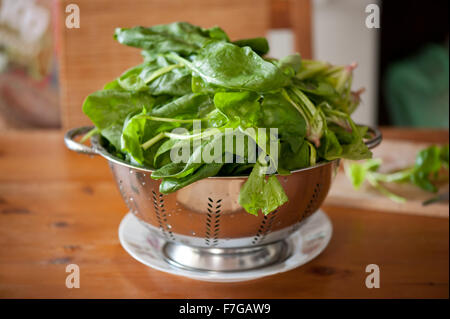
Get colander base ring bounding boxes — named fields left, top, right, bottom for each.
left=118, top=210, right=332, bottom=282
left=162, top=240, right=291, bottom=272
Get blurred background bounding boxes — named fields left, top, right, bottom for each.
left=0, top=0, right=448, bottom=130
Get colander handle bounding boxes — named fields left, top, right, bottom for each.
left=364, top=125, right=382, bottom=149
left=64, top=126, right=99, bottom=155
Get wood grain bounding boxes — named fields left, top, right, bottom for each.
left=270, top=0, right=291, bottom=28
left=381, top=127, right=449, bottom=144
left=0, top=128, right=448, bottom=298
left=290, top=0, right=312, bottom=58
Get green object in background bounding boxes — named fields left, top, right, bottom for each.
left=385, top=44, right=449, bottom=128
left=345, top=144, right=449, bottom=203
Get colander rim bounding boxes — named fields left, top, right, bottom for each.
left=91, top=134, right=338, bottom=178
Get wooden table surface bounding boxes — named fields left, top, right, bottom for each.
left=0, top=128, right=448, bottom=298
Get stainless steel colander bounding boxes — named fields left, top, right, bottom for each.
left=65, top=126, right=381, bottom=272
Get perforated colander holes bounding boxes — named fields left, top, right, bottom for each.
left=252, top=210, right=278, bottom=245
left=151, top=190, right=175, bottom=241
left=300, top=183, right=322, bottom=221
left=204, top=198, right=222, bottom=246
left=118, top=180, right=125, bottom=198
left=135, top=172, right=148, bottom=189
left=118, top=179, right=138, bottom=215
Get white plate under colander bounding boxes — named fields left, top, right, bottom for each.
left=118, top=210, right=332, bottom=283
